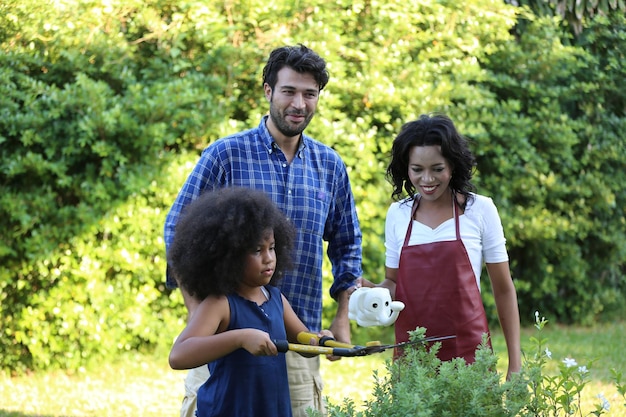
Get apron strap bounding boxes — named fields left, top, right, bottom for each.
left=403, top=196, right=421, bottom=247
left=403, top=193, right=461, bottom=248
left=453, top=193, right=461, bottom=241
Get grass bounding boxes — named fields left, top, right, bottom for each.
left=1, top=322, right=624, bottom=417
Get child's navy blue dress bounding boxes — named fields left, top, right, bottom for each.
left=196, top=285, right=292, bottom=417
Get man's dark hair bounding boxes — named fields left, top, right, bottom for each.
left=262, top=44, right=329, bottom=91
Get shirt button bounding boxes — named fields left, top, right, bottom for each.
left=282, top=163, right=287, bottom=168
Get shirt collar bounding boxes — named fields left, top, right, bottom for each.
left=259, top=115, right=307, bottom=159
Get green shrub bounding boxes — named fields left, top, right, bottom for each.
left=1, top=0, right=624, bottom=373
left=320, top=318, right=625, bottom=417
left=474, top=13, right=626, bottom=324
left=0, top=0, right=239, bottom=371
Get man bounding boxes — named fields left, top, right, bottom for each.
left=164, top=44, right=363, bottom=417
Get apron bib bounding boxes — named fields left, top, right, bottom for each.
left=395, top=195, right=490, bottom=363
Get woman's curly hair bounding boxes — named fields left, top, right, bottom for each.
left=386, top=113, right=477, bottom=208
left=167, top=187, right=295, bottom=300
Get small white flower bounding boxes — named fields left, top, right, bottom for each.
left=535, top=311, right=539, bottom=321
left=544, top=347, right=552, bottom=358
left=562, top=357, right=578, bottom=368
left=578, top=365, right=588, bottom=374
left=597, top=393, right=610, bottom=411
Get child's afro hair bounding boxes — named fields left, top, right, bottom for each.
left=167, top=187, right=295, bottom=300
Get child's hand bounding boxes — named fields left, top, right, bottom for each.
left=240, top=328, right=278, bottom=356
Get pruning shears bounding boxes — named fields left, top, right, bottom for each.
left=273, top=331, right=456, bottom=357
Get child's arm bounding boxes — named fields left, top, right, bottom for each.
left=169, top=295, right=279, bottom=369
left=281, top=294, right=334, bottom=357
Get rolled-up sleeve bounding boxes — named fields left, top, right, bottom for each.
left=326, top=162, right=363, bottom=299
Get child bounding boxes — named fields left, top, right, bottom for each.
left=168, top=187, right=331, bottom=417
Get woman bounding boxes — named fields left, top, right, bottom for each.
left=364, top=114, right=521, bottom=378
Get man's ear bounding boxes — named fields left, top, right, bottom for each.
left=263, top=83, right=272, bottom=101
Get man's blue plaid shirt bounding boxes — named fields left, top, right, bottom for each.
left=164, top=116, right=363, bottom=331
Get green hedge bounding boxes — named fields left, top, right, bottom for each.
left=474, top=13, right=626, bottom=324
left=0, top=0, right=624, bottom=372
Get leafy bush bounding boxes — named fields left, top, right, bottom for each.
left=0, top=0, right=624, bottom=373
left=319, top=318, right=625, bottom=417
left=0, top=0, right=243, bottom=371
left=474, top=13, right=626, bottom=324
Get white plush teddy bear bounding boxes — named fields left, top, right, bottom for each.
left=348, top=287, right=406, bottom=327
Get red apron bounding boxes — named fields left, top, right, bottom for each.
left=394, top=196, right=490, bottom=363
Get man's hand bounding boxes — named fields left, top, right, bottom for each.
left=327, top=285, right=356, bottom=361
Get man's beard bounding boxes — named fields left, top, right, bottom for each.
left=269, top=103, right=314, bottom=138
